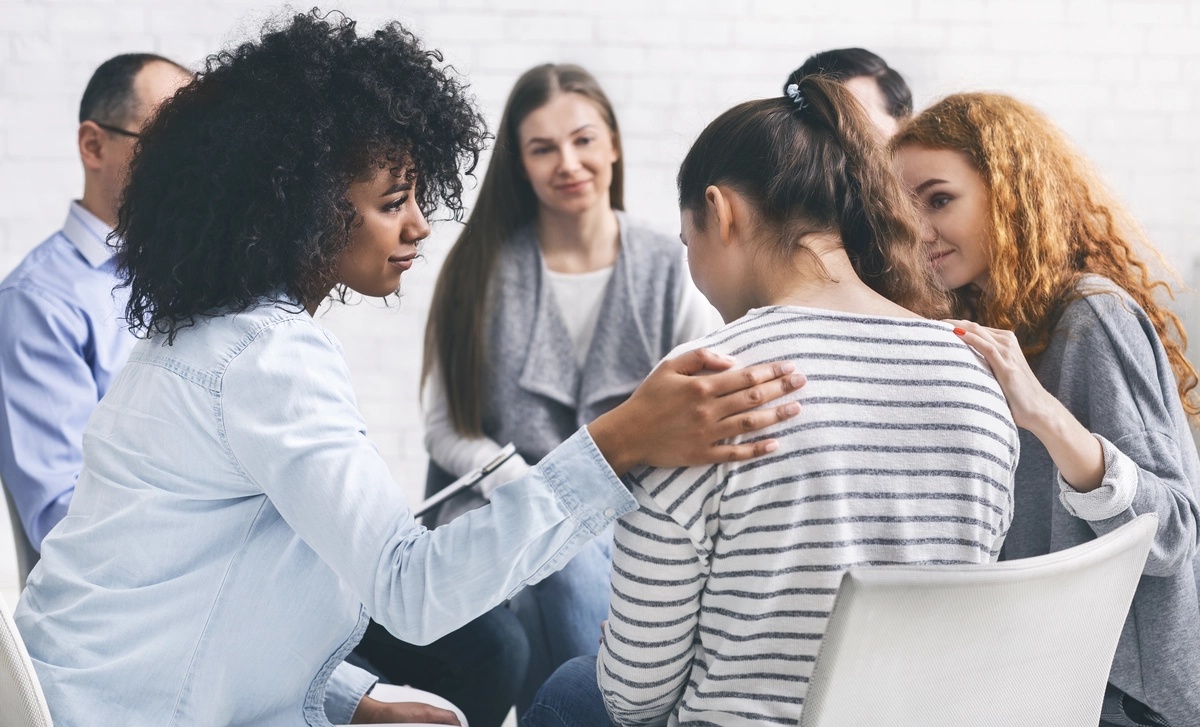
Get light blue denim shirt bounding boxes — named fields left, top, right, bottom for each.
left=14, top=298, right=635, bottom=726
left=0, top=202, right=135, bottom=549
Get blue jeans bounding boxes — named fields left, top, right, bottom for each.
left=521, top=656, right=612, bottom=727
left=511, top=526, right=614, bottom=714
left=351, top=603, right=530, bottom=727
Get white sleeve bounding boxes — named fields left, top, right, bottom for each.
left=598, top=485, right=705, bottom=726
left=422, top=365, right=531, bottom=498
left=672, top=264, right=724, bottom=347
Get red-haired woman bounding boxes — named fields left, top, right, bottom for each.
left=894, top=93, right=1200, bottom=727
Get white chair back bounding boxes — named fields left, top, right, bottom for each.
left=2, top=482, right=39, bottom=591
left=0, top=592, right=52, bottom=727
left=799, top=513, right=1157, bottom=727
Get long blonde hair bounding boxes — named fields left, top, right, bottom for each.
left=893, top=92, right=1199, bottom=419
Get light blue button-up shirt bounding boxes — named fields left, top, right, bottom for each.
left=0, top=202, right=135, bottom=549
left=14, top=297, right=636, bottom=726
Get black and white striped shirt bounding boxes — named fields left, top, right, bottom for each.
left=597, top=306, right=1018, bottom=726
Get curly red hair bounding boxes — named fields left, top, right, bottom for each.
left=892, top=92, right=1198, bottom=420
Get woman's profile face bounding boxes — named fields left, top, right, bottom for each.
left=517, top=92, right=619, bottom=218
left=337, top=165, right=431, bottom=298
left=894, top=145, right=992, bottom=292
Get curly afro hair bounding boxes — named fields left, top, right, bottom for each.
left=116, top=9, right=486, bottom=341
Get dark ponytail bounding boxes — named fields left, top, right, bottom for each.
left=677, top=75, right=949, bottom=318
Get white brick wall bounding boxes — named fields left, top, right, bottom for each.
left=2, top=0, right=1199, bottom=599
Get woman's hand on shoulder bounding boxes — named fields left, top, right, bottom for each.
left=949, top=319, right=1061, bottom=432
left=588, top=348, right=805, bottom=476
left=950, top=319, right=1105, bottom=491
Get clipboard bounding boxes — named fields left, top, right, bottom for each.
left=414, top=443, right=518, bottom=519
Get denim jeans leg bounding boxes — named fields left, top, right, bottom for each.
left=513, top=526, right=614, bottom=714
left=521, top=655, right=612, bottom=727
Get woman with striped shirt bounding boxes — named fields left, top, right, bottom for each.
left=521, top=77, right=1019, bottom=727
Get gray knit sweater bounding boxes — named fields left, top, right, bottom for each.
left=1001, top=275, right=1200, bottom=726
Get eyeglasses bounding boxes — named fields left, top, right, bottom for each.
left=88, top=120, right=140, bottom=139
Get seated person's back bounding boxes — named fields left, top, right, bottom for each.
left=595, top=77, right=1018, bottom=726
left=605, top=306, right=1016, bottom=723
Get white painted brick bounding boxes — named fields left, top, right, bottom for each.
left=475, top=43, right=561, bottom=72
left=940, top=24, right=992, bottom=51
left=595, top=16, right=681, bottom=45
left=732, top=19, right=819, bottom=48
left=935, top=53, right=1017, bottom=83
left=748, top=0, right=837, bottom=20
left=504, top=15, right=593, bottom=43
left=987, top=0, right=1067, bottom=23
left=1169, top=116, right=1200, bottom=142
left=679, top=18, right=732, bottom=47
left=1092, top=114, right=1170, bottom=141
left=1066, top=0, right=1112, bottom=23
left=918, top=0, right=989, bottom=22
left=1015, top=53, right=1100, bottom=82
left=1111, top=1, right=1189, bottom=25
left=1093, top=56, right=1141, bottom=82
left=1146, top=26, right=1200, bottom=54
left=1138, top=57, right=1181, bottom=83
left=569, top=44, right=653, bottom=75
left=146, top=4, right=250, bottom=36
left=823, top=0, right=917, bottom=23
left=657, top=0, right=752, bottom=17
left=0, top=4, right=48, bottom=33
left=11, top=33, right=62, bottom=63
left=46, top=4, right=146, bottom=35
left=426, top=12, right=507, bottom=41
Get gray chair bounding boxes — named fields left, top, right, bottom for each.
left=800, top=514, right=1158, bottom=727
left=1, top=480, right=39, bottom=591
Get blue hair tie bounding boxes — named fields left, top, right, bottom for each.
left=786, top=83, right=808, bottom=111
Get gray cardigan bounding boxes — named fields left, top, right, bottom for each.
left=424, top=213, right=690, bottom=516
left=481, top=212, right=690, bottom=464
left=1001, top=275, right=1200, bottom=725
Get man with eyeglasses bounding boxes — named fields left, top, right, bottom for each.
left=0, top=54, right=192, bottom=560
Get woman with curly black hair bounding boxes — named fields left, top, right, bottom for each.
left=13, top=10, right=803, bottom=727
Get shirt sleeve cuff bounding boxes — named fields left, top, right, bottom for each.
left=541, top=427, right=637, bottom=535
left=1057, top=434, right=1138, bottom=521
left=323, top=660, right=378, bottom=726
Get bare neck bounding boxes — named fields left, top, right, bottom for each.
left=79, top=179, right=117, bottom=229
left=535, top=203, right=620, bottom=274
left=751, top=239, right=919, bottom=319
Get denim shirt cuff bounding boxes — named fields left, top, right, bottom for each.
left=1057, top=434, right=1138, bottom=521
left=323, top=661, right=378, bottom=725
left=543, top=427, right=637, bottom=534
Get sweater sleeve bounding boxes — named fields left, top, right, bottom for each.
left=421, top=365, right=532, bottom=498
left=597, top=483, right=706, bottom=727
left=1048, top=291, right=1200, bottom=576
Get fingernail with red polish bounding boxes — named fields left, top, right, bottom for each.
left=953, top=327, right=966, bottom=336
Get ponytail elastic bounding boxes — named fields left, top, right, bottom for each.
left=785, top=83, right=808, bottom=111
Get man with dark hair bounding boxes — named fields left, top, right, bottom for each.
left=0, top=54, right=191, bottom=561
left=785, top=47, right=913, bottom=138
